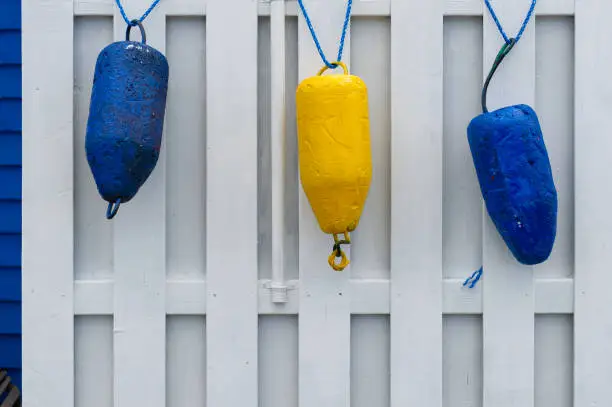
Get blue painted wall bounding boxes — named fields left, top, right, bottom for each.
left=0, top=0, right=22, bottom=390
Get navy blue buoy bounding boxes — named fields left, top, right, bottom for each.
left=467, top=39, right=558, bottom=265
left=85, top=20, right=169, bottom=219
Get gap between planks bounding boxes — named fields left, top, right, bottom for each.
left=74, top=277, right=574, bottom=315
left=73, top=0, right=575, bottom=17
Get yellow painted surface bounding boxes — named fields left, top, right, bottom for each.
left=296, top=62, right=372, bottom=244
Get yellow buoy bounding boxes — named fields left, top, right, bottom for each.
left=296, top=61, right=372, bottom=271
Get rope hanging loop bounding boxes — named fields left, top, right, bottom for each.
left=296, top=0, right=353, bottom=69
left=115, top=0, right=163, bottom=28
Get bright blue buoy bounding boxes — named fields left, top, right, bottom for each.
left=85, top=21, right=169, bottom=219
left=468, top=104, right=557, bottom=265
left=467, top=37, right=557, bottom=266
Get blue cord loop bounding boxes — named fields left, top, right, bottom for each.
left=115, top=0, right=163, bottom=27
left=463, top=267, right=483, bottom=289
left=484, top=0, right=537, bottom=45
left=106, top=198, right=121, bottom=220
left=296, top=0, right=353, bottom=69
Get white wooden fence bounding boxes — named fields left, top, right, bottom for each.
left=20, top=0, right=612, bottom=406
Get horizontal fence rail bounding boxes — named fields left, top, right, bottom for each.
left=73, top=0, right=577, bottom=16
left=73, top=278, right=575, bottom=315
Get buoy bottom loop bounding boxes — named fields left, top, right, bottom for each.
left=106, top=198, right=121, bottom=220
left=328, top=231, right=351, bottom=271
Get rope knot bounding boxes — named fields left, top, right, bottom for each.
left=333, top=243, right=341, bottom=257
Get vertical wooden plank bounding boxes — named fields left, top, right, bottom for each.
left=349, top=17, right=391, bottom=279
left=443, top=316, right=483, bottom=407
left=166, top=16, right=207, bottom=280
left=167, top=316, right=207, bottom=407
left=297, top=1, right=352, bottom=406
left=111, top=4, right=167, bottom=407
left=75, top=317, right=114, bottom=407
left=22, top=0, right=75, bottom=406
left=481, top=2, right=536, bottom=407
left=533, top=16, right=574, bottom=280
left=74, top=16, right=114, bottom=281
left=574, top=0, right=612, bottom=405
left=442, top=16, right=483, bottom=279
left=206, top=0, right=259, bottom=406
left=259, top=316, right=299, bottom=407
left=390, top=0, right=443, bottom=406
left=351, top=316, right=390, bottom=407
left=535, top=315, right=573, bottom=407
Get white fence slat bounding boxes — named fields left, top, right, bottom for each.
left=442, top=17, right=483, bottom=279
left=75, top=317, right=114, bottom=407
left=389, top=0, right=444, bottom=406
left=111, top=7, right=167, bottom=407
left=535, top=316, right=573, bottom=407
left=297, top=1, right=351, bottom=406
left=348, top=17, right=390, bottom=278
left=22, top=1, right=75, bottom=406
left=167, top=317, right=207, bottom=407
left=205, top=0, right=259, bottom=406
left=481, top=2, right=536, bottom=407
left=259, top=316, right=299, bottom=407
left=166, top=16, right=207, bottom=279
left=111, top=18, right=168, bottom=407
left=574, top=0, right=612, bottom=405
left=74, top=16, right=115, bottom=280
left=351, top=316, right=390, bottom=407
left=533, top=16, right=574, bottom=279
left=443, top=316, right=483, bottom=407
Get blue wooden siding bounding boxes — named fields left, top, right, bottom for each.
left=0, top=0, right=22, bottom=390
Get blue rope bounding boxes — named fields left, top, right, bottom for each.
left=115, top=0, right=163, bottom=26
left=296, top=0, right=353, bottom=69
left=463, top=267, right=483, bottom=289
left=483, top=0, right=537, bottom=44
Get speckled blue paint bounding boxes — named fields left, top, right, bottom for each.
left=85, top=40, right=169, bottom=213
left=467, top=104, right=558, bottom=265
